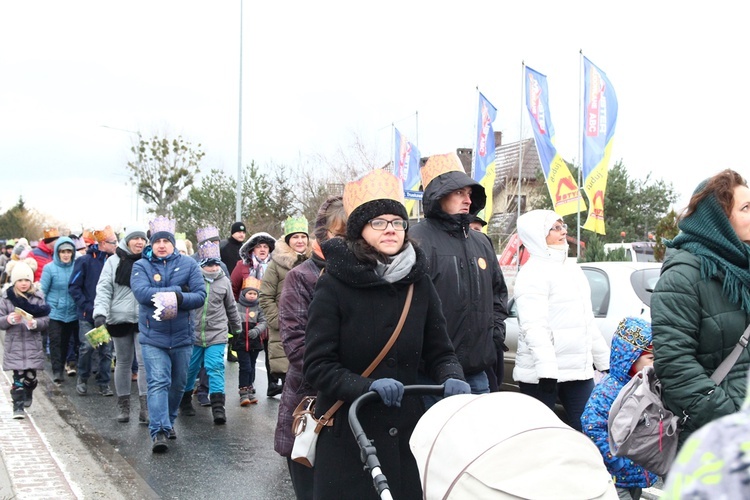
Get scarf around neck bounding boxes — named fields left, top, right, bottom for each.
left=6, top=287, right=51, bottom=318
left=375, top=243, right=417, bottom=283
left=668, top=192, right=750, bottom=313
left=251, top=254, right=271, bottom=280
left=115, top=247, right=142, bottom=287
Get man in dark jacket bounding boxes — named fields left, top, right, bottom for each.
left=69, top=226, right=118, bottom=397
left=220, top=222, right=246, bottom=276
left=409, top=152, right=508, bottom=394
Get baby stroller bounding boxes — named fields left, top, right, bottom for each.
left=349, top=386, right=617, bottom=500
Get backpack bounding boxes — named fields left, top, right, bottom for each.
left=607, top=365, right=681, bottom=476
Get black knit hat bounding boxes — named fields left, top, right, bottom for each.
left=346, top=199, right=408, bottom=241
left=230, top=222, right=246, bottom=235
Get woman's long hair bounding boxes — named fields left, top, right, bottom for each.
left=684, top=169, right=747, bottom=219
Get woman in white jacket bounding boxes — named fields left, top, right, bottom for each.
left=92, top=225, right=149, bottom=424
left=513, top=210, right=609, bottom=431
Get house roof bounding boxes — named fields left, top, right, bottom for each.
left=495, top=138, right=540, bottom=185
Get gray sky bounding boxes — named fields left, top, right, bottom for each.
left=1, top=1, right=744, bottom=232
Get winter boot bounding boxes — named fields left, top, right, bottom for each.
left=23, top=377, right=37, bottom=408
left=239, top=387, right=258, bottom=406
left=117, top=395, right=130, bottom=423
left=210, top=393, right=226, bottom=424
left=11, top=386, right=25, bottom=419
left=179, top=391, right=196, bottom=417
left=138, top=395, right=149, bottom=425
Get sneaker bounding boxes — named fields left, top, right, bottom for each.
left=168, top=428, right=176, bottom=440
left=152, top=432, right=169, bottom=453
left=248, top=384, right=256, bottom=395
left=196, top=392, right=210, bottom=407
left=99, top=385, right=114, bottom=397
left=66, top=363, right=77, bottom=377
left=13, top=408, right=25, bottom=419
left=76, top=378, right=87, bottom=396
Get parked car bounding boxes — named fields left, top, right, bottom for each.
left=501, top=261, right=662, bottom=391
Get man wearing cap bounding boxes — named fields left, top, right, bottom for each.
left=410, top=152, right=509, bottom=396
left=69, top=226, right=118, bottom=397
left=220, top=222, right=246, bottom=276
left=30, top=228, right=60, bottom=281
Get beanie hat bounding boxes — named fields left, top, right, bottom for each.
left=343, top=169, right=407, bottom=240
left=283, top=215, right=309, bottom=244
left=10, top=261, right=34, bottom=285
left=149, top=216, right=177, bottom=246
left=313, top=196, right=345, bottom=242
left=123, top=224, right=148, bottom=244
left=231, top=222, right=246, bottom=235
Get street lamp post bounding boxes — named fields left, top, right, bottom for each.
left=101, top=125, right=141, bottom=221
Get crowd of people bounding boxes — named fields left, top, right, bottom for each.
left=3, top=165, right=750, bottom=498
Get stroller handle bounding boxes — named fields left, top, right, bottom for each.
left=348, top=385, right=445, bottom=500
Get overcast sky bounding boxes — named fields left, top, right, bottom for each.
left=1, top=1, right=745, bottom=233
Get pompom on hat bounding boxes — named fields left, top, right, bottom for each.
left=343, top=169, right=408, bottom=240
left=283, top=215, right=309, bottom=244
left=197, top=240, right=221, bottom=266
left=149, top=216, right=177, bottom=245
left=196, top=225, right=220, bottom=244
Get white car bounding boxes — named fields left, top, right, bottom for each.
left=501, top=261, right=662, bottom=391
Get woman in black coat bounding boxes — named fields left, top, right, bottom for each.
left=303, top=170, right=468, bottom=499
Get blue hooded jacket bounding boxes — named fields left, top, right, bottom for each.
left=40, top=237, right=78, bottom=323
left=131, top=245, right=206, bottom=349
left=581, top=317, right=658, bottom=488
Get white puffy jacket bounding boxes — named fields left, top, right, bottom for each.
left=512, top=210, right=609, bottom=383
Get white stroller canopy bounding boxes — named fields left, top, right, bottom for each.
left=409, top=392, right=617, bottom=499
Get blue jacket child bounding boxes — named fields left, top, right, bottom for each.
left=581, top=317, right=659, bottom=489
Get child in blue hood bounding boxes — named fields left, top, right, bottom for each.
left=581, top=317, right=659, bottom=499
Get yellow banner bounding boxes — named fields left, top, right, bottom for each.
left=581, top=141, right=613, bottom=234
left=546, top=154, right=587, bottom=217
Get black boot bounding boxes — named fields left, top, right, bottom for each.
left=179, top=391, right=196, bottom=417
left=117, top=395, right=130, bottom=422
left=11, top=386, right=25, bottom=419
left=23, top=377, right=37, bottom=408
left=210, top=393, right=226, bottom=424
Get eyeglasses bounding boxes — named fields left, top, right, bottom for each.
left=550, top=224, right=568, bottom=232
left=105, top=240, right=117, bottom=245
left=368, top=218, right=408, bottom=231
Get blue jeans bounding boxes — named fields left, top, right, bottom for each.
left=141, top=343, right=192, bottom=439
left=185, top=344, right=226, bottom=395
left=77, top=320, right=112, bottom=386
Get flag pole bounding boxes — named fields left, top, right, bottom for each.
left=471, top=86, right=479, bottom=180
left=415, top=111, right=421, bottom=222
left=517, top=62, right=525, bottom=270
left=577, top=49, right=584, bottom=260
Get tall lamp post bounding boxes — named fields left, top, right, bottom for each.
left=236, top=0, right=244, bottom=221
left=101, top=125, right=141, bottom=222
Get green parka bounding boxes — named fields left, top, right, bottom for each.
left=652, top=249, right=750, bottom=444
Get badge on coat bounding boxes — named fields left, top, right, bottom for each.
left=154, top=273, right=161, bottom=282
left=477, top=257, right=487, bottom=270
left=249, top=311, right=256, bottom=319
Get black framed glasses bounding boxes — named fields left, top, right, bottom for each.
left=368, top=218, right=408, bottom=231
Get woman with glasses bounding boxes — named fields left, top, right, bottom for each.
left=513, top=209, right=609, bottom=431
left=303, top=170, right=468, bottom=499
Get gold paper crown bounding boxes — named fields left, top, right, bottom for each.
left=43, top=228, right=60, bottom=240
left=242, top=276, right=262, bottom=290
left=82, top=230, right=96, bottom=245
left=93, top=226, right=115, bottom=244
left=149, top=216, right=176, bottom=236
left=343, top=169, right=405, bottom=216
left=420, top=152, right=464, bottom=190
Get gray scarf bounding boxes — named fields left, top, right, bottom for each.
left=375, top=243, right=416, bottom=283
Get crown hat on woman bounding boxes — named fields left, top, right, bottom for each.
left=283, top=215, right=309, bottom=244
left=343, top=169, right=408, bottom=240
left=149, top=216, right=177, bottom=245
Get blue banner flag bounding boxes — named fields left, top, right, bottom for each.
left=473, top=92, right=497, bottom=229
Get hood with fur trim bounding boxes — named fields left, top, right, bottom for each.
left=239, top=232, right=277, bottom=265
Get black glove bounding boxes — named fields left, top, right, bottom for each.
left=538, top=378, right=557, bottom=393
left=175, top=291, right=184, bottom=307
left=93, top=316, right=106, bottom=328
left=181, top=284, right=190, bottom=293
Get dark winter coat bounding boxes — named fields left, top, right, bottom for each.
left=235, top=293, right=267, bottom=352
left=131, top=247, right=206, bottom=350
left=581, top=323, right=658, bottom=488
left=1, top=287, right=50, bottom=371
left=40, top=237, right=78, bottom=323
left=230, top=232, right=276, bottom=300
left=409, top=170, right=509, bottom=376
left=303, top=238, right=464, bottom=499
left=274, top=255, right=323, bottom=457
left=220, top=236, right=244, bottom=276
left=652, top=249, right=750, bottom=444
left=259, top=240, right=312, bottom=375
left=68, top=244, right=109, bottom=323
